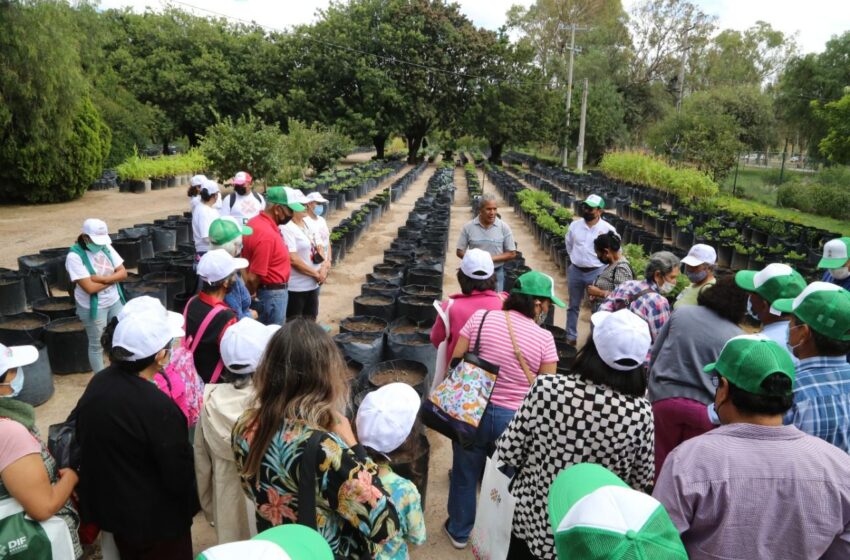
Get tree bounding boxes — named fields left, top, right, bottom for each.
left=280, top=118, right=353, bottom=176
left=198, top=113, right=285, bottom=185
left=814, top=91, right=850, bottom=165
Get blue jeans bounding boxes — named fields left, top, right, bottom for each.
left=494, top=267, right=506, bottom=293
left=77, top=299, right=124, bottom=373
left=446, top=403, right=517, bottom=542
left=257, top=288, right=288, bottom=326
left=566, top=263, right=605, bottom=341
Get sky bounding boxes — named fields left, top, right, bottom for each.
left=97, top=0, right=849, bottom=54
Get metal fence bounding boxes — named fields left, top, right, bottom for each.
left=738, top=152, right=822, bottom=174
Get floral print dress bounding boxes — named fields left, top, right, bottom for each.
left=232, top=415, right=399, bottom=558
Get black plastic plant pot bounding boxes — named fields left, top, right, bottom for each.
left=0, top=273, right=27, bottom=316
left=31, top=297, right=77, bottom=321
left=730, top=250, right=750, bottom=271
left=401, top=284, right=442, bottom=300
left=334, top=332, right=385, bottom=370
left=406, top=268, right=442, bottom=290
left=138, top=257, right=171, bottom=277
left=542, top=324, right=568, bottom=343
left=16, top=342, right=54, bottom=406
left=391, top=432, right=431, bottom=507
left=397, top=295, right=438, bottom=324
left=166, top=260, right=197, bottom=297
left=386, top=332, right=437, bottom=378
left=172, top=292, right=193, bottom=315
left=361, top=281, right=402, bottom=300
left=339, top=315, right=388, bottom=338
left=556, top=343, right=577, bottom=372
left=353, top=295, right=396, bottom=321
left=44, top=317, right=91, bottom=374
left=365, top=359, right=429, bottom=397
left=366, top=271, right=403, bottom=288
left=124, top=281, right=168, bottom=309
left=142, top=271, right=186, bottom=311
left=17, top=254, right=57, bottom=286
left=151, top=227, right=177, bottom=253
left=39, top=248, right=72, bottom=291
left=111, top=237, right=142, bottom=269
left=0, top=312, right=50, bottom=346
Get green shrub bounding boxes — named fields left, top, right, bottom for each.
left=599, top=151, right=719, bottom=200
left=200, top=113, right=285, bottom=184
left=777, top=182, right=850, bottom=220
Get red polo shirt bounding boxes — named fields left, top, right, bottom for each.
left=241, top=212, right=290, bottom=284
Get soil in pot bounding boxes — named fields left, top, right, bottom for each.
left=0, top=312, right=51, bottom=346
left=334, top=332, right=385, bottom=369
left=32, top=297, right=76, bottom=321
left=353, top=295, right=396, bottom=321
left=339, top=315, right=388, bottom=336
left=370, top=367, right=426, bottom=390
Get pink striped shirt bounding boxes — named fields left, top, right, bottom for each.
left=460, top=309, right=558, bottom=410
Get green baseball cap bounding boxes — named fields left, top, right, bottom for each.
left=734, top=263, right=806, bottom=304
left=773, top=281, right=850, bottom=341
left=196, top=524, right=333, bottom=560
left=582, top=194, right=605, bottom=208
left=266, top=186, right=306, bottom=212
left=703, top=334, right=796, bottom=395
left=512, top=270, right=566, bottom=307
left=209, top=217, right=253, bottom=246
left=817, top=237, right=850, bottom=269
left=548, top=463, right=687, bottom=560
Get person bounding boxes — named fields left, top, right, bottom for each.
left=281, top=190, right=325, bottom=321
left=735, top=263, right=806, bottom=362
left=75, top=309, right=196, bottom=560
left=356, top=383, right=427, bottom=559
left=456, top=192, right=517, bottom=292
left=209, top=217, right=256, bottom=320
left=599, top=251, right=680, bottom=342
left=564, top=194, right=617, bottom=345
left=305, top=192, right=332, bottom=262
left=548, top=464, right=687, bottom=560
left=648, top=276, right=747, bottom=474
left=185, top=250, right=242, bottom=383
left=586, top=230, right=632, bottom=311
left=0, top=342, right=82, bottom=559
left=498, top=308, right=655, bottom=560
left=241, top=186, right=304, bottom=326
left=196, top=524, right=333, bottom=560
left=773, top=282, right=850, bottom=452
left=444, top=271, right=560, bottom=550
left=653, top=334, right=850, bottom=559
left=818, top=236, right=850, bottom=290
left=195, top=317, right=279, bottom=544
left=430, top=249, right=506, bottom=376
left=220, top=171, right=265, bottom=225
left=187, top=174, right=208, bottom=210
left=65, top=218, right=127, bottom=373
left=674, top=244, right=717, bottom=308
left=232, top=319, right=400, bottom=558
left=192, top=180, right=222, bottom=258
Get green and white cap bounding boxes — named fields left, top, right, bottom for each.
left=548, top=463, right=687, bottom=560
left=512, top=270, right=566, bottom=307
left=817, top=237, right=850, bottom=269
left=734, top=263, right=806, bottom=312
left=703, top=334, right=795, bottom=395
left=209, top=216, right=253, bottom=246
left=773, top=281, right=850, bottom=341
left=582, top=194, right=605, bottom=208
left=196, top=525, right=333, bottom=560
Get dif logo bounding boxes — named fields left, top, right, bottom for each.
left=6, top=536, right=29, bottom=554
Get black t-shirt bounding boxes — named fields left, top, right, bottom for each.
left=185, top=295, right=236, bottom=383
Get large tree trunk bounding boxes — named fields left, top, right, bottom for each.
left=373, top=135, right=387, bottom=160
left=406, top=136, right=423, bottom=164
left=488, top=142, right=504, bottom=165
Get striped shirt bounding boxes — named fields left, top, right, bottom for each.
left=654, top=424, right=850, bottom=559
left=784, top=355, right=850, bottom=453
left=459, top=309, right=558, bottom=410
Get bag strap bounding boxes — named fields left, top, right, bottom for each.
left=188, top=300, right=226, bottom=353
left=297, top=430, right=326, bottom=529
left=433, top=298, right=454, bottom=342
left=504, top=311, right=535, bottom=386
left=629, top=287, right=655, bottom=306
left=471, top=310, right=491, bottom=355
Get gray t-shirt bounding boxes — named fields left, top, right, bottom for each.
left=456, top=217, right=516, bottom=268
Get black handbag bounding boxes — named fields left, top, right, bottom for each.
left=47, top=413, right=79, bottom=471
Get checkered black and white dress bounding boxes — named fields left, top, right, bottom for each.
left=496, top=374, right=655, bottom=560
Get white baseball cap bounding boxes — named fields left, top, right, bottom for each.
left=305, top=192, right=328, bottom=204
left=82, top=218, right=111, bottom=246
left=460, top=248, right=495, bottom=280
left=356, top=383, right=421, bottom=454
left=283, top=187, right=309, bottom=205
left=0, top=343, right=39, bottom=372
left=119, top=296, right=184, bottom=338
left=201, top=180, right=221, bottom=195
left=232, top=171, right=252, bottom=185
left=220, top=318, right=280, bottom=375
left=190, top=174, right=208, bottom=187
left=112, top=310, right=185, bottom=361
left=197, top=249, right=248, bottom=284
left=590, top=309, right=652, bottom=371
left=681, top=244, right=717, bottom=267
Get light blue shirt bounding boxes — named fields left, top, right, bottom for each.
left=760, top=320, right=799, bottom=366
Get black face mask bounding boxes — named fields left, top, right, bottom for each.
left=277, top=208, right=292, bottom=226
left=235, top=185, right=248, bottom=196
left=583, top=210, right=597, bottom=222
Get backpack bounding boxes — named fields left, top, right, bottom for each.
left=154, top=297, right=225, bottom=426
left=229, top=191, right=263, bottom=210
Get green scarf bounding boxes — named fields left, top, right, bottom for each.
left=69, top=242, right=126, bottom=319
left=0, top=397, right=36, bottom=431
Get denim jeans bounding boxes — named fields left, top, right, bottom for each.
left=494, top=267, right=506, bottom=293
left=257, top=288, right=288, bottom=326
left=446, top=402, right=517, bottom=542
left=77, top=299, right=124, bottom=373
left=566, top=263, right=606, bottom=341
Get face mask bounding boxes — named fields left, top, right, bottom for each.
left=314, top=205, right=324, bottom=217
left=86, top=242, right=104, bottom=253
left=583, top=210, right=597, bottom=222
left=706, top=402, right=721, bottom=426
left=658, top=280, right=676, bottom=295
left=0, top=368, right=24, bottom=398
left=830, top=266, right=850, bottom=280
left=234, top=185, right=248, bottom=196
left=746, top=296, right=760, bottom=322
left=686, top=269, right=708, bottom=284
left=788, top=323, right=807, bottom=357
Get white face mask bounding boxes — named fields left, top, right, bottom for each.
left=0, top=368, right=24, bottom=399
left=658, top=280, right=676, bottom=295
left=830, top=266, right=850, bottom=280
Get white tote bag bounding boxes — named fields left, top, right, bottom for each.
left=431, top=299, right=453, bottom=391
left=0, top=497, right=75, bottom=560
left=470, top=452, right=516, bottom=560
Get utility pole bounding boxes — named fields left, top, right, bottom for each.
left=559, top=23, right=588, bottom=168
left=676, top=30, right=688, bottom=113
left=576, top=78, right=589, bottom=172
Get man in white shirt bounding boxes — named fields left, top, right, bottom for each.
left=564, top=194, right=616, bottom=344
left=192, top=180, right=221, bottom=256
left=220, top=171, right=265, bottom=225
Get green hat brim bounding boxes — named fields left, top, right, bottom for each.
left=239, top=225, right=253, bottom=236
left=583, top=200, right=604, bottom=208
left=551, top=295, right=566, bottom=308
left=285, top=202, right=306, bottom=212
left=818, top=256, right=848, bottom=269
left=771, top=297, right=794, bottom=314
left=703, top=362, right=718, bottom=374
left=734, top=270, right=757, bottom=292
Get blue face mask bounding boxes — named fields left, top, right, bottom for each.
left=686, top=269, right=708, bottom=284
left=707, top=402, right=721, bottom=425
left=314, top=205, right=325, bottom=217
left=1, top=368, right=24, bottom=398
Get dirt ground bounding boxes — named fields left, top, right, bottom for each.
left=7, top=152, right=591, bottom=558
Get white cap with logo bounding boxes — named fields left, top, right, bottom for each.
left=460, top=248, right=495, bottom=280
left=680, top=244, right=717, bottom=267
left=0, top=343, right=38, bottom=372
left=112, top=310, right=185, bottom=361
left=590, top=309, right=651, bottom=371
left=356, top=383, right=421, bottom=454
left=82, top=218, right=111, bottom=246
left=220, top=318, right=280, bottom=375
left=197, top=249, right=248, bottom=284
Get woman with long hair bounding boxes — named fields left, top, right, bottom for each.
left=232, top=319, right=399, bottom=558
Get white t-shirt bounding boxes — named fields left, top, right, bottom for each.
left=281, top=221, right=320, bottom=292
left=220, top=192, right=266, bottom=225
left=65, top=246, right=125, bottom=309
left=192, top=203, right=220, bottom=253
left=305, top=215, right=330, bottom=253
left=189, top=196, right=201, bottom=210
left=565, top=218, right=617, bottom=268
